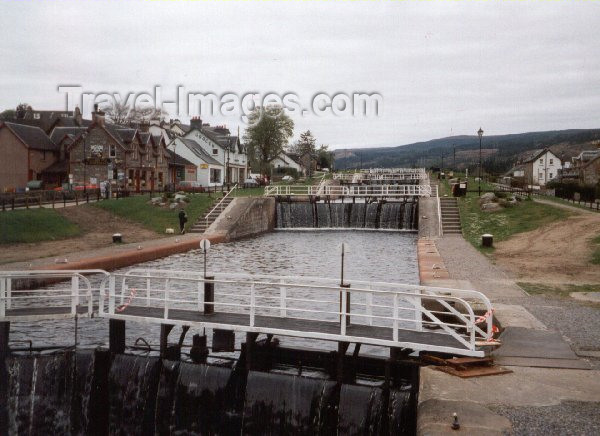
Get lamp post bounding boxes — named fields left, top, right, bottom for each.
left=478, top=127, right=484, bottom=196
left=82, top=132, right=88, bottom=193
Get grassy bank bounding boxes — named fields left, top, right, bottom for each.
left=591, top=235, right=600, bottom=265
left=458, top=194, right=571, bottom=254
left=93, top=194, right=213, bottom=233
left=518, top=282, right=599, bottom=298
left=0, top=209, right=81, bottom=244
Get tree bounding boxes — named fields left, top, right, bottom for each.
left=243, top=106, right=294, bottom=177
left=102, top=102, right=167, bottom=125
left=317, top=144, right=334, bottom=170
left=15, top=103, right=32, bottom=119
left=291, top=130, right=317, bottom=156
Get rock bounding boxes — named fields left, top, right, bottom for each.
left=165, top=228, right=175, bottom=234
left=481, top=202, right=502, bottom=212
left=169, top=203, right=178, bottom=210
left=480, top=192, right=496, bottom=204
left=150, top=197, right=162, bottom=204
left=174, top=194, right=187, bottom=202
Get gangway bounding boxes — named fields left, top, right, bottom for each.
left=0, top=269, right=493, bottom=357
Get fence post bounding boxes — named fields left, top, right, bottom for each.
left=340, top=288, right=347, bottom=336
left=339, top=283, right=351, bottom=326
left=71, top=275, right=79, bottom=315
left=108, top=275, right=116, bottom=314
left=6, top=279, right=11, bottom=310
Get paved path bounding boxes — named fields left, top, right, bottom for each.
left=434, top=235, right=527, bottom=301
left=533, top=196, right=599, bottom=214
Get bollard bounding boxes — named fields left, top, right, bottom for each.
left=109, top=319, right=126, bottom=354
left=204, top=276, right=215, bottom=314
left=481, top=233, right=493, bottom=248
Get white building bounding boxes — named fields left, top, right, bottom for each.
left=272, top=152, right=303, bottom=174
left=519, top=148, right=562, bottom=187
left=183, top=118, right=247, bottom=184
left=169, top=137, right=224, bottom=187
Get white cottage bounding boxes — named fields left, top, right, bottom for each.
left=169, top=137, right=224, bottom=187
left=518, top=148, right=562, bottom=187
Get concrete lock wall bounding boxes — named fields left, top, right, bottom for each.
left=207, top=197, right=276, bottom=241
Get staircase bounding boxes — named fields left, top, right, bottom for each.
left=189, top=186, right=237, bottom=234
left=440, top=197, right=462, bottom=235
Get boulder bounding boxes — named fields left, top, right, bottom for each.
left=150, top=196, right=162, bottom=204
left=479, top=192, right=496, bottom=204
left=174, top=194, right=187, bottom=202
left=481, top=202, right=502, bottom=212
left=169, top=203, right=178, bottom=210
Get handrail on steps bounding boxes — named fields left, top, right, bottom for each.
left=205, top=183, right=238, bottom=229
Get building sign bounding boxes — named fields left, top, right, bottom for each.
left=199, top=164, right=209, bottom=169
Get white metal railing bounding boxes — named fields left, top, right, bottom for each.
left=0, top=270, right=109, bottom=320
left=265, top=184, right=432, bottom=197
left=98, top=269, right=492, bottom=356
left=205, top=183, right=237, bottom=228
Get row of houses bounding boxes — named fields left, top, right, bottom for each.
left=505, top=146, right=600, bottom=187
left=0, top=106, right=313, bottom=193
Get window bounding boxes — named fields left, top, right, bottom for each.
left=539, top=172, right=544, bottom=179
left=33, top=113, right=40, bottom=119
left=109, top=144, right=116, bottom=158
left=549, top=158, right=553, bottom=165
left=210, top=168, right=221, bottom=183
left=212, top=149, right=218, bottom=155
left=539, top=159, right=543, bottom=165
left=549, top=173, right=554, bottom=179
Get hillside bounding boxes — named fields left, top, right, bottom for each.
left=334, top=129, right=600, bottom=172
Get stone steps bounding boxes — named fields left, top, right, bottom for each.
left=439, top=197, right=462, bottom=235
left=189, top=195, right=234, bottom=234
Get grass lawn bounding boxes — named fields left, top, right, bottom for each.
left=517, top=282, right=599, bottom=298
left=0, top=208, right=81, bottom=244
left=591, top=235, right=600, bottom=265
left=93, top=194, right=214, bottom=233
left=458, top=194, right=571, bottom=254
left=232, top=187, right=264, bottom=197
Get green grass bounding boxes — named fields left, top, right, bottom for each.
left=0, top=208, right=81, bottom=244
left=518, top=282, right=599, bottom=298
left=93, top=194, right=213, bottom=234
left=591, top=235, right=600, bottom=265
left=458, top=195, right=571, bottom=254
left=232, top=187, right=264, bottom=197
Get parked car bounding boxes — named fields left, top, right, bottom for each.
left=281, top=175, right=294, bottom=182
left=243, top=178, right=259, bottom=188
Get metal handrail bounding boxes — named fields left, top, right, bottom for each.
left=205, top=183, right=238, bottom=229
left=264, top=184, right=432, bottom=197
left=102, top=269, right=490, bottom=355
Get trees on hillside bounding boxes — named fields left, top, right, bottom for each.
left=243, top=106, right=294, bottom=177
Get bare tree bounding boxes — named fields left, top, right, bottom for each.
left=101, top=102, right=132, bottom=125
left=102, top=102, right=168, bottom=126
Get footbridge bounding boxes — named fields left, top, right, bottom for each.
left=0, top=269, right=493, bottom=357
left=264, top=184, right=432, bottom=197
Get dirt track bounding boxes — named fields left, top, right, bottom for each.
left=494, top=204, right=600, bottom=285
left=0, top=205, right=158, bottom=265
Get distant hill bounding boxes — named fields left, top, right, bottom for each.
left=333, top=129, right=600, bottom=173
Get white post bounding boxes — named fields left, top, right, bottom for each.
left=414, top=292, right=423, bottom=331
left=120, top=279, right=126, bottom=305
left=71, top=275, right=79, bottom=315
left=164, top=278, right=170, bottom=319
left=6, top=277, right=12, bottom=309
left=279, top=279, right=286, bottom=317
left=0, top=278, right=6, bottom=317
left=250, top=283, right=255, bottom=327
left=393, top=294, right=399, bottom=342
left=341, top=289, right=347, bottom=336
left=6, top=278, right=11, bottom=309
left=366, top=291, right=373, bottom=326
left=108, top=275, right=116, bottom=314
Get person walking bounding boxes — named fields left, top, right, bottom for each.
left=178, top=209, right=187, bottom=234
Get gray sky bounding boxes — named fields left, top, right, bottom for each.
left=1, top=0, right=600, bottom=149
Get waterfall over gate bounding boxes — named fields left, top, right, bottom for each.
left=276, top=201, right=418, bottom=230
left=3, top=351, right=417, bottom=435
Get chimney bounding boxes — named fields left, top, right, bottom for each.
left=92, top=104, right=105, bottom=126
left=74, top=106, right=82, bottom=126
left=190, top=116, right=203, bottom=131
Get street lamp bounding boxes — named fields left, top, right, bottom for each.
left=478, top=127, right=484, bottom=196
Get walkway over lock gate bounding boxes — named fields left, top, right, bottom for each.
left=264, top=184, right=432, bottom=198
left=0, top=269, right=494, bottom=357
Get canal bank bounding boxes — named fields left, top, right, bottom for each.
left=416, top=234, right=600, bottom=435
left=0, top=197, right=276, bottom=272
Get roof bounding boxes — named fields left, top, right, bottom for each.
left=49, top=127, right=87, bottom=144
left=167, top=150, right=195, bottom=167
left=114, top=128, right=137, bottom=143
left=2, top=122, right=57, bottom=151
left=139, top=132, right=151, bottom=145
left=179, top=138, right=222, bottom=166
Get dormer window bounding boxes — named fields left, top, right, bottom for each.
left=33, top=113, right=40, bottom=119
left=212, top=149, right=218, bottom=155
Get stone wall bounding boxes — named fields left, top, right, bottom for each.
left=206, top=197, right=276, bottom=241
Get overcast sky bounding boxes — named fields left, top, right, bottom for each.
left=1, top=0, right=600, bottom=149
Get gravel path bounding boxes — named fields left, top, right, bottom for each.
left=490, top=401, right=600, bottom=436
left=435, top=235, right=527, bottom=300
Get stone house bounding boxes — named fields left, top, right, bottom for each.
left=0, top=122, right=58, bottom=191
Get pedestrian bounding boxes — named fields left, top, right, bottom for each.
left=178, top=209, right=188, bottom=234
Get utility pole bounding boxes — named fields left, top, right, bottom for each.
left=453, top=146, right=456, bottom=171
